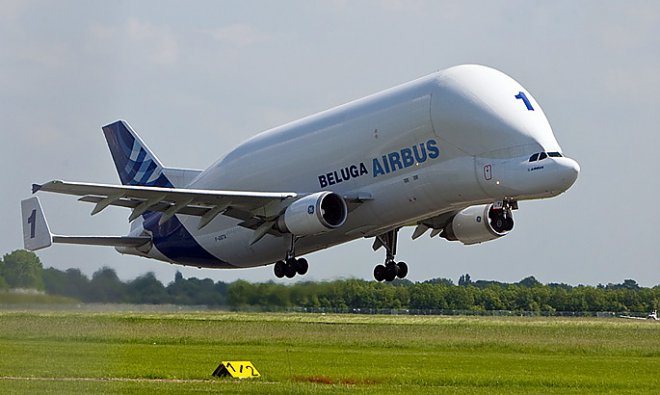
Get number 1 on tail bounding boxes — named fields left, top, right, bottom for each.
left=27, top=209, right=37, bottom=238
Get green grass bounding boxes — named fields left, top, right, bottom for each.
left=0, top=311, right=658, bottom=394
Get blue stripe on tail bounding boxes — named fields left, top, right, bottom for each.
left=102, top=121, right=173, bottom=188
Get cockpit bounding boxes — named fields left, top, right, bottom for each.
left=528, top=151, right=563, bottom=162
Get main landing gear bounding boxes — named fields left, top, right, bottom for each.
left=373, top=228, right=408, bottom=282
left=273, top=257, right=308, bottom=278
left=274, top=235, right=309, bottom=279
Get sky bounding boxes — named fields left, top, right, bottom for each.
left=1, top=1, right=659, bottom=287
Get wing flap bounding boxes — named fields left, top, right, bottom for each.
left=35, top=180, right=299, bottom=233
left=78, top=196, right=209, bottom=216
left=36, top=180, right=296, bottom=209
left=36, top=180, right=297, bottom=227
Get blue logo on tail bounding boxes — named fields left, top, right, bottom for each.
left=102, top=121, right=173, bottom=188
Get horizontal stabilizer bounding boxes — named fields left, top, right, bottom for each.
left=52, top=235, right=150, bottom=248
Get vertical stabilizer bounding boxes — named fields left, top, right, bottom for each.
left=102, top=120, right=174, bottom=187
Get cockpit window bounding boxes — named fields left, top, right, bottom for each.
left=529, top=151, right=563, bottom=162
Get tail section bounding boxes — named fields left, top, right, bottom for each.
left=21, top=197, right=53, bottom=251
left=21, top=196, right=151, bottom=251
left=102, top=120, right=174, bottom=188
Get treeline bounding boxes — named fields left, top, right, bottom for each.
left=227, top=278, right=659, bottom=313
left=43, top=268, right=228, bottom=305
left=1, top=250, right=658, bottom=312
left=0, top=250, right=228, bottom=305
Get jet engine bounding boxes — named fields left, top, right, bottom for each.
left=277, top=192, right=348, bottom=236
left=441, top=204, right=513, bottom=245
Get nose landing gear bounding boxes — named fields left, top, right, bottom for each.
left=489, top=201, right=515, bottom=233
left=372, top=228, right=408, bottom=282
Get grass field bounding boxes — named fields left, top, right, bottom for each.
left=0, top=310, right=658, bottom=394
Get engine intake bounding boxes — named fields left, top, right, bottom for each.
left=277, top=192, right=348, bottom=236
left=441, top=204, right=513, bottom=245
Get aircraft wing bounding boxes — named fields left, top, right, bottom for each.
left=33, top=180, right=299, bottom=229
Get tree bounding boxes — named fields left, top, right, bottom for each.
left=446, top=286, right=474, bottom=309
left=43, top=268, right=74, bottom=297
left=42, top=267, right=91, bottom=301
left=89, top=267, right=127, bottom=302
left=2, top=250, right=44, bottom=290
left=606, top=279, right=641, bottom=291
left=64, top=268, right=92, bottom=300
left=518, top=276, right=541, bottom=288
left=621, top=279, right=640, bottom=290
left=458, top=273, right=472, bottom=287
left=228, top=280, right=256, bottom=307
left=424, top=277, right=454, bottom=286
left=127, top=272, right=167, bottom=304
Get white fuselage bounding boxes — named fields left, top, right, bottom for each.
left=138, top=65, right=579, bottom=268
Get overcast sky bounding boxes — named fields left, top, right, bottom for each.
left=1, top=1, right=659, bottom=287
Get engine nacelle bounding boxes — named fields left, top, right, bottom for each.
left=441, top=204, right=513, bottom=245
left=277, top=192, right=348, bottom=236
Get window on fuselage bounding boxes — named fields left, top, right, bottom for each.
left=548, top=152, right=562, bottom=158
left=539, top=152, right=548, bottom=161
left=529, top=153, right=539, bottom=162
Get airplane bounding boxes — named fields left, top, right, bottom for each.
left=619, top=310, right=658, bottom=321
left=21, top=64, right=579, bottom=282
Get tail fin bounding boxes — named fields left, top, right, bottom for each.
left=21, top=197, right=53, bottom=251
left=102, top=120, right=174, bottom=188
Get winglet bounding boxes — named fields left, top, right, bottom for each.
left=21, top=197, right=53, bottom=251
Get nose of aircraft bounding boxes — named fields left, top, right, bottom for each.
left=556, top=157, right=580, bottom=191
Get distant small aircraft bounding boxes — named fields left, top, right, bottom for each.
left=22, top=65, right=579, bottom=281
left=620, top=310, right=658, bottom=321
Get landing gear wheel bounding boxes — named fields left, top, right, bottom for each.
left=284, top=259, right=297, bottom=278
left=374, top=265, right=386, bottom=282
left=274, top=260, right=285, bottom=278
left=372, top=228, right=410, bottom=282
left=396, top=261, right=408, bottom=279
left=385, top=262, right=398, bottom=282
left=492, top=215, right=506, bottom=232
left=504, top=217, right=514, bottom=231
left=295, top=258, right=309, bottom=275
